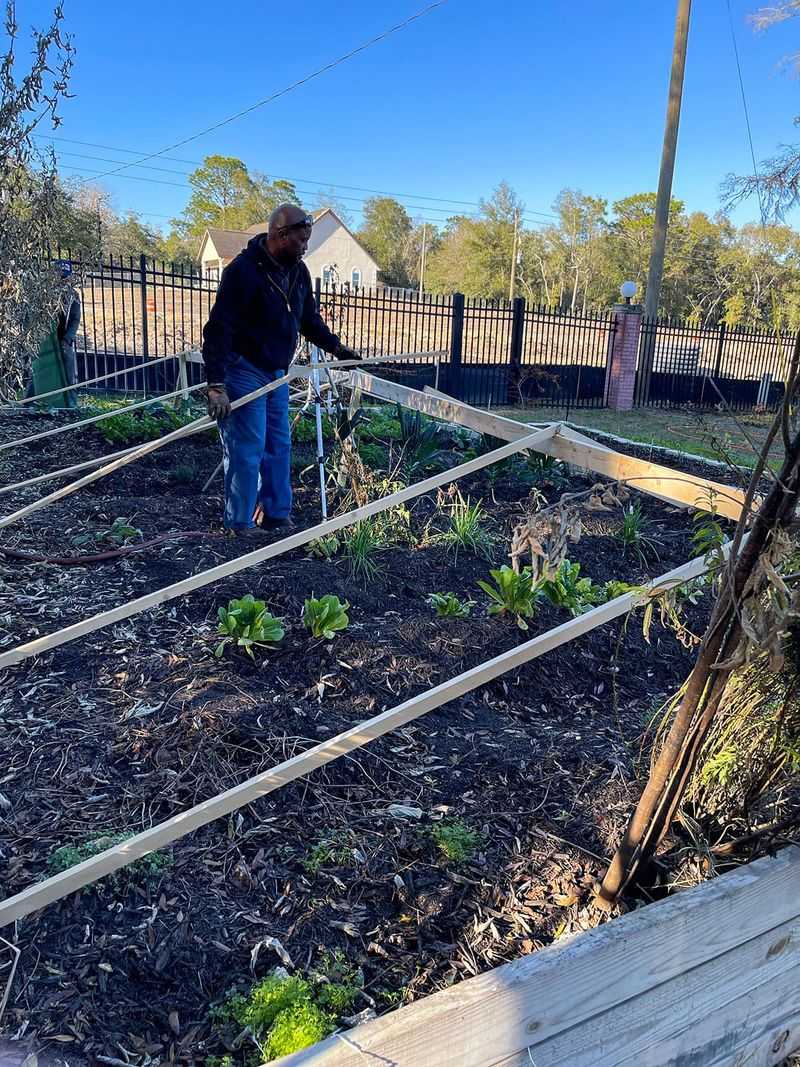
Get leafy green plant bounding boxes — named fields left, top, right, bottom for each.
left=690, top=507, right=726, bottom=563
left=539, top=560, right=605, bottom=617
left=427, top=592, right=474, bottom=618
left=306, top=534, right=340, bottom=560
left=356, top=441, right=388, bottom=470
left=604, top=579, right=640, bottom=600
left=302, top=835, right=352, bottom=874
left=96, top=404, right=195, bottom=446
left=525, top=453, right=569, bottom=487
left=49, top=832, right=171, bottom=882
left=72, top=516, right=142, bottom=548
left=303, top=595, right=350, bottom=639
left=262, top=1000, right=332, bottom=1059
left=477, top=565, right=540, bottom=629
left=292, top=413, right=334, bottom=444
left=357, top=408, right=403, bottom=442
left=170, top=462, right=197, bottom=485
left=615, top=502, right=662, bottom=563
left=216, top=594, right=285, bottom=658
left=342, top=520, right=383, bottom=584
left=431, top=819, right=481, bottom=864
left=396, top=403, right=444, bottom=475
left=438, top=490, right=494, bottom=561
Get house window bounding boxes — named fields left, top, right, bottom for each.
left=322, top=264, right=333, bottom=286
left=351, top=268, right=362, bottom=288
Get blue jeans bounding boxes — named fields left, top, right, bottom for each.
left=220, top=358, right=291, bottom=529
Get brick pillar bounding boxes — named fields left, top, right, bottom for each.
left=605, top=303, right=642, bottom=411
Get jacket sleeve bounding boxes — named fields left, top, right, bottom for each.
left=299, top=272, right=340, bottom=354
left=202, top=261, right=250, bottom=384
left=62, top=295, right=81, bottom=344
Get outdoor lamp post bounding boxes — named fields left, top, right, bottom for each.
left=620, top=281, right=637, bottom=305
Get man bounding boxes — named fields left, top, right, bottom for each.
left=202, top=204, right=359, bottom=535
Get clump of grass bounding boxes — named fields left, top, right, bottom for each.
left=342, top=520, right=383, bottom=584
left=431, top=819, right=481, bottom=864
left=427, top=592, right=474, bottom=618
left=49, top=832, right=171, bottom=882
left=615, top=501, right=662, bottom=564
left=437, top=489, right=494, bottom=561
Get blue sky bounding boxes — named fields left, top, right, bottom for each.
left=23, top=0, right=800, bottom=231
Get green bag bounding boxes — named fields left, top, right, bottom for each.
left=28, top=324, right=71, bottom=407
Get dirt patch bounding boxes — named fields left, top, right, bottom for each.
left=0, top=407, right=723, bottom=1063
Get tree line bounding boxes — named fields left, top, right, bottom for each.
left=51, top=154, right=800, bottom=329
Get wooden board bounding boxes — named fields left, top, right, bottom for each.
left=0, top=544, right=710, bottom=926
left=270, top=847, right=800, bottom=1067
left=351, top=373, right=747, bottom=522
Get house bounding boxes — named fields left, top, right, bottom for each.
left=197, top=209, right=381, bottom=289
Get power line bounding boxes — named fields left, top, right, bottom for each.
left=37, top=135, right=558, bottom=220
left=90, top=1, right=451, bottom=182
left=55, top=161, right=552, bottom=228
left=725, top=0, right=767, bottom=229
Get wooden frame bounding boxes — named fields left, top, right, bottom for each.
left=0, top=368, right=760, bottom=1053
left=276, top=846, right=800, bottom=1066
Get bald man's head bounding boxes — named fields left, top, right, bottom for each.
left=266, top=203, right=313, bottom=265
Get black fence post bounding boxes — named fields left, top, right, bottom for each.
left=449, top=292, right=465, bottom=399
left=508, top=296, right=526, bottom=404
left=139, top=253, right=149, bottom=361
left=712, top=320, right=726, bottom=380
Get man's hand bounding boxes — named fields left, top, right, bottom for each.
left=335, top=343, right=361, bottom=363
left=207, top=386, right=231, bottom=420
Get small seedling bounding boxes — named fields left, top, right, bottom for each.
left=690, top=508, right=726, bottom=563
left=302, top=836, right=352, bottom=874
left=49, top=832, right=171, bottom=883
left=427, top=592, right=474, bottom=618
left=477, top=565, right=539, bottom=629
left=303, top=595, right=350, bottom=640
left=306, top=534, right=340, bottom=560
left=615, top=502, right=662, bottom=564
left=539, top=560, right=605, bottom=617
left=216, top=594, right=285, bottom=658
left=431, top=819, right=481, bottom=864
left=72, top=516, right=142, bottom=548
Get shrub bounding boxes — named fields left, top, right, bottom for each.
left=431, top=819, right=481, bottom=864
left=539, top=560, right=605, bottom=617
left=303, top=595, right=350, bottom=639
left=216, top=594, right=285, bottom=658
left=427, top=592, right=474, bottom=618
left=477, top=565, right=539, bottom=629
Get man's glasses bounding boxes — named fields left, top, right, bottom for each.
left=284, top=216, right=313, bottom=233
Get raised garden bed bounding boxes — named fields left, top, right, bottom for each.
left=0, top=398, right=731, bottom=1064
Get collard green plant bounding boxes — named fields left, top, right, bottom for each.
left=477, top=565, right=539, bottom=629
left=216, top=594, right=285, bottom=658
left=72, top=516, right=142, bottom=548
left=539, top=560, right=605, bottom=617
left=303, top=595, right=350, bottom=639
left=427, top=592, right=474, bottom=618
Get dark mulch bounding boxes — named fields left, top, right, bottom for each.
left=0, top=407, right=725, bottom=1064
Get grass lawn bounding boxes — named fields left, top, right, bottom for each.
left=495, top=404, right=783, bottom=470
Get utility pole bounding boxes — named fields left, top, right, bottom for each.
left=639, top=0, right=692, bottom=401
left=418, top=223, right=427, bottom=295
left=509, top=209, right=519, bottom=301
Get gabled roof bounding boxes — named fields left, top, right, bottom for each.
left=197, top=209, right=379, bottom=270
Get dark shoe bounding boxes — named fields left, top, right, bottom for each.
left=260, top=515, right=296, bottom=531
left=234, top=525, right=271, bottom=540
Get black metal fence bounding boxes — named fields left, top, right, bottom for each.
left=637, top=317, right=795, bottom=411
left=61, top=253, right=797, bottom=412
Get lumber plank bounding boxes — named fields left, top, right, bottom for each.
left=491, top=915, right=800, bottom=1065
left=352, top=373, right=747, bottom=521
left=0, top=425, right=557, bottom=667
left=269, top=847, right=800, bottom=1067
left=0, top=538, right=710, bottom=925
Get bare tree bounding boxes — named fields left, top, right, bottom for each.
left=0, top=1, right=74, bottom=401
